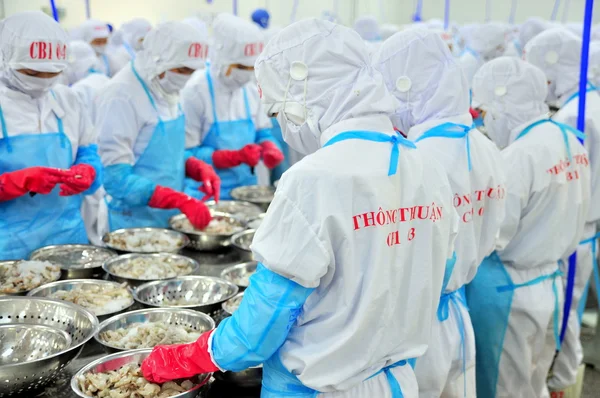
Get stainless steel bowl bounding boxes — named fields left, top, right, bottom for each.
left=230, top=186, right=275, bottom=211
left=0, top=324, right=72, bottom=366
left=222, top=292, right=244, bottom=315
left=134, top=276, right=238, bottom=318
left=0, top=260, right=62, bottom=297
left=71, top=348, right=211, bottom=398
left=205, top=200, right=263, bottom=222
left=169, top=212, right=246, bottom=251
left=29, top=245, right=118, bottom=279
left=213, top=367, right=263, bottom=388
left=27, top=279, right=134, bottom=322
left=220, top=262, right=257, bottom=289
left=0, top=296, right=98, bottom=396
left=230, top=229, right=255, bottom=262
left=94, top=308, right=215, bottom=353
left=103, top=253, right=199, bottom=288
left=102, top=228, right=189, bottom=254
left=247, top=213, right=266, bottom=230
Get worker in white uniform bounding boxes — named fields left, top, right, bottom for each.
left=354, top=15, right=383, bottom=54
left=381, top=24, right=400, bottom=41
left=518, top=17, right=548, bottom=55
left=79, top=19, right=114, bottom=77
left=467, top=57, right=591, bottom=398
left=141, top=18, right=460, bottom=398
left=109, top=18, right=152, bottom=75
left=374, top=29, right=506, bottom=398
left=459, top=23, right=507, bottom=87
left=95, top=22, right=219, bottom=233
left=524, top=27, right=600, bottom=394
left=182, top=14, right=283, bottom=199
left=0, top=11, right=103, bottom=260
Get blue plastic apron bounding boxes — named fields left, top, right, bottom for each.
left=0, top=97, right=87, bottom=260
left=107, top=64, right=186, bottom=230
left=184, top=70, right=257, bottom=200
left=261, top=129, right=418, bottom=397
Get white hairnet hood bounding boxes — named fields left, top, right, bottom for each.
left=210, top=13, right=264, bottom=68
left=255, top=18, right=398, bottom=150
left=353, top=16, right=381, bottom=41
left=472, top=57, right=549, bottom=148
left=121, top=18, right=152, bottom=49
left=65, top=40, right=97, bottom=84
left=466, top=23, right=507, bottom=61
left=519, top=17, right=548, bottom=47
left=380, top=24, right=400, bottom=41
left=373, top=29, right=469, bottom=134
left=134, top=21, right=209, bottom=81
left=182, top=17, right=208, bottom=38
left=0, top=11, right=69, bottom=73
left=524, top=28, right=581, bottom=100
left=79, top=19, right=110, bottom=42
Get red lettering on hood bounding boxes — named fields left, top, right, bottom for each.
left=244, top=42, right=264, bottom=57
left=188, top=43, right=208, bottom=59
left=29, top=42, right=67, bottom=60
left=257, top=84, right=263, bottom=99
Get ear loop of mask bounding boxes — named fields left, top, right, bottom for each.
left=282, top=73, right=308, bottom=122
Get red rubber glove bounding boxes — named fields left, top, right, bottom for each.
left=142, top=330, right=219, bottom=384
left=469, top=107, right=480, bottom=120
left=0, top=167, right=72, bottom=202
left=58, top=164, right=96, bottom=197
left=260, top=141, right=284, bottom=169
left=185, top=158, right=221, bottom=202
left=148, top=186, right=212, bottom=229
left=212, top=144, right=262, bottom=169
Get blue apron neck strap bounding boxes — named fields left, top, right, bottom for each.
left=324, top=130, right=416, bottom=176
left=102, top=54, right=111, bottom=76
left=549, top=120, right=586, bottom=161
left=123, top=42, right=136, bottom=58
left=0, top=102, right=11, bottom=152
left=131, top=62, right=161, bottom=116
left=206, top=69, right=220, bottom=128
left=242, top=87, right=252, bottom=120
left=563, top=81, right=598, bottom=106
left=416, top=122, right=473, bottom=171
left=515, top=119, right=550, bottom=141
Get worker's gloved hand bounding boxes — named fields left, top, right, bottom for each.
left=142, top=331, right=219, bottom=384
left=260, top=141, right=284, bottom=169
left=469, top=107, right=480, bottom=120
left=0, top=167, right=72, bottom=202
left=186, top=158, right=221, bottom=202
left=58, top=164, right=96, bottom=196
left=212, top=144, right=262, bottom=169
left=148, top=186, right=212, bottom=229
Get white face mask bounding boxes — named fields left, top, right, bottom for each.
left=276, top=104, right=321, bottom=155
left=222, top=67, right=254, bottom=90
left=91, top=44, right=107, bottom=55
left=9, top=70, right=60, bottom=98
left=158, top=70, right=192, bottom=94
left=483, top=109, right=509, bottom=149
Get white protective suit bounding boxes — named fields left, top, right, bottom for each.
left=459, top=23, right=507, bottom=87
left=374, top=29, right=506, bottom=398
left=221, top=17, right=459, bottom=397
left=181, top=13, right=274, bottom=194
left=63, top=41, right=98, bottom=85
left=109, top=18, right=152, bottom=75
left=95, top=22, right=208, bottom=236
left=519, top=17, right=548, bottom=50
left=381, top=24, right=400, bottom=41
left=79, top=19, right=113, bottom=77
left=353, top=16, right=383, bottom=55
left=468, top=57, right=590, bottom=398
left=525, top=28, right=600, bottom=391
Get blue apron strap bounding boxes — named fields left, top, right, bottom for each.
left=242, top=87, right=252, bottom=120
left=563, top=82, right=598, bottom=106
left=130, top=62, right=159, bottom=112
left=206, top=69, right=220, bottom=134
left=123, top=42, right=136, bottom=58
left=415, top=123, right=472, bottom=171
left=515, top=119, right=551, bottom=140
left=102, top=54, right=111, bottom=77
left=324, top=131, right=416, bottom=176
left=548, top=120, right=586, bottom=161
left=0, top=102, right=12, bottom=153
left=366, top=359, right=415, bottom=398
left=49, top=90, right=66, bottom=149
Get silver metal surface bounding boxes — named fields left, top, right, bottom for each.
left=102, top=227, right=189, bottom=254
left=134, top=276, right=238, bottom=318
left=0, top=324, right=72, bottom=366
left=0, top=260, right=62, bottom=297
left=230, top=186, right=275, bottom=211
left=94, top=308, right=215, bottom=353
left=230, top=229, right=255, bottom=262
left=27, top=280, right=134, bottom=322
left=220, top=262, right=257, bottom=289
left=205, top=200, right=263, bottom=222
left=29, top=245, right=118, bottom=280
left=0, top=296, right=98, bottom=396
left=222, top=292, right=244, bottom=316
left=213, top=367, right=263, bottom=389
left=247, top=213, right=266, bottom=230
left=103, top=253, right=199, bottom=288
left=71, top=349, right=211, bottom=398
left=170, top=212, right=246, bottom=251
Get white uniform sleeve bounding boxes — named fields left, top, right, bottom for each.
left=75, top=94, right=96, bottom=148
left=95, top=93, right=140, bottom=166
left=182, top=79, right=207, bottom=149
left=251, top=190, right=331, bottom=289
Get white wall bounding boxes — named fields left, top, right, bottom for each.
left=2, top=0, right=600, bottom=30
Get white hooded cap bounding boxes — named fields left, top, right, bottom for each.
left=373, top=29, right=469, bottom=135
left=472, top=57, right=549, bottom=148
left=255, top=18, right=398, bottom=149
left=380, top=24, right=400, bottom=41
left=353, top=16, right=381, bottom=41
left=524, top=28, right=581, bottom=100
left=466, top=23, right=507, bottom=61
left=182, top=17, right=209, bottom=38
left=65, top=40, right=97, bottom=84
left=0, top=11, right=69, bottom=73
left=210, top=13, right=264, bottom=68
left=519, top=18, right=548, bottom=48
left=79, top=19, right=110, bottom=42
left=134, top=21, right=209, bottom=81
left=121, top=18, right=152, bottom=49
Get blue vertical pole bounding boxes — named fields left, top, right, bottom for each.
left=444, top=0, right=450, bottom=30
left=509, top=0, right=518, bottom=24
left=233, top=0, right=238, bottom=16
left=561, top=0, right=594, bottom=345
left=551, top=0, right=561, bottom=20
left=49, top=0, right=59, bottom=22
left=85, top=0, right=90, bottom=19
left=413, top=0, right=423, bottom=22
